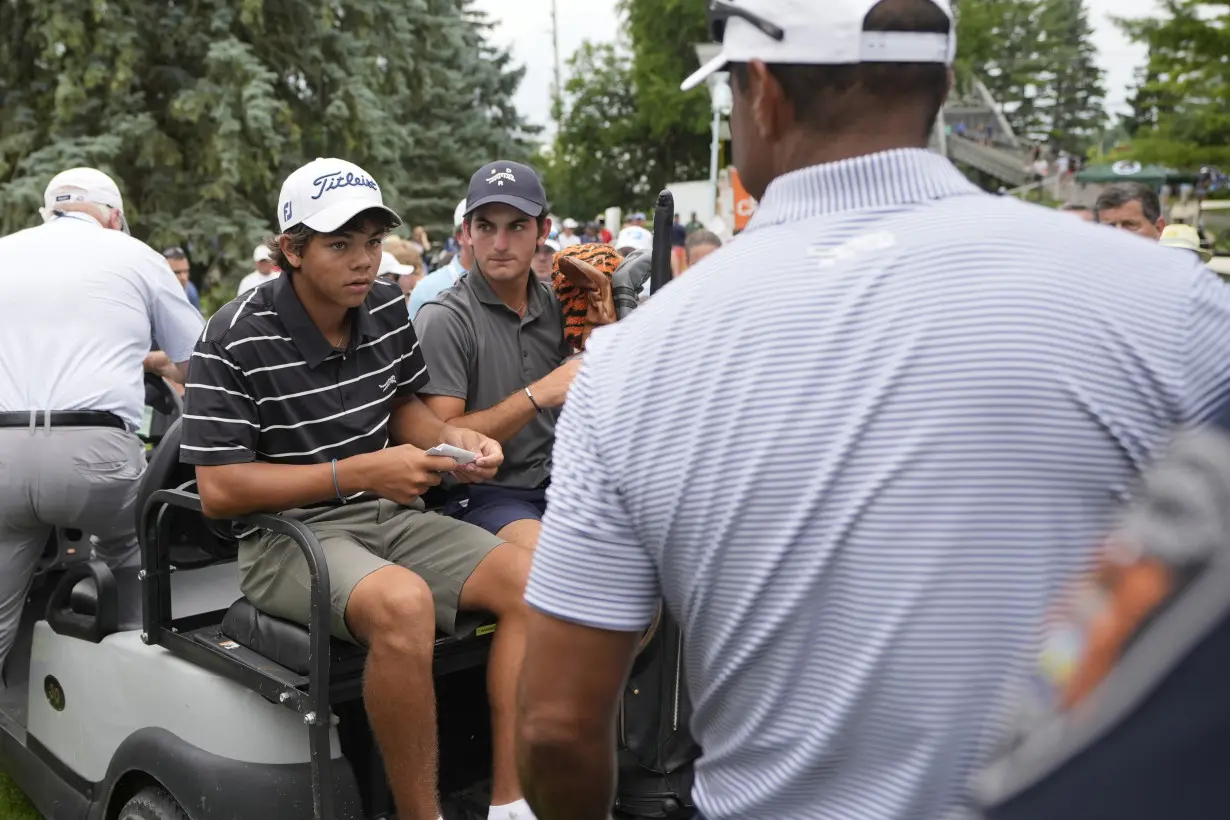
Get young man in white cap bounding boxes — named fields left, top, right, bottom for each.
left=414, top=161, right=579, bottom=553
left=0, top=166, right=204, bottom=683
left=181, top=158, right=538, bottom=820
left=409, top=198, right=475, bottom=319
left=237, top=243, right=280, bottom=295
left=516, top=2, right=1230, bottom=819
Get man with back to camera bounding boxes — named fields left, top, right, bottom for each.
left=513, top=2, right=1230, bottom=820
left=1095, top=182, right=1167, bottom=239
left=414, top=162, right=580, bottom=550
left=238, top=243, right=280, bottom=295
left=410, top=199, right=474, bottom=319
left=0, top=167, right=204, bottom=684
left=180, top=158, right=539, bottom=820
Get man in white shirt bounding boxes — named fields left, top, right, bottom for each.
left=237, top=244, right=280, bottom=295
left=0, top=167, right=204, bottom=685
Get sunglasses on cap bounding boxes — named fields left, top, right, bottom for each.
left=708, top=0, right=785, bottom=44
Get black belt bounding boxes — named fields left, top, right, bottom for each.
left=0, top=411, right=126, bottom=430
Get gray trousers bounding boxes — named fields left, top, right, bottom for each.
left=0, top=427, right=144, bottom=683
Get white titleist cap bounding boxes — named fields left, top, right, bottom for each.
left=277, top=158, right=401, bottom=233
left=616, top=226, right=654, bottom=253
left=253, top=244, right=273, bottom=263
left=682, top=0, right=956, bottom=92
left=43, top=167, right=124, bottom=214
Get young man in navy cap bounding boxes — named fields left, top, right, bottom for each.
left=414, top=161, right=579, bottom=552
left=181, top=157, right=538, bottom=820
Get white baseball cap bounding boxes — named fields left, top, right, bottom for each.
left=277, top=158, right=401, bottom=233
left=378, top=251, right=399, bottom=276
left=563, top=218, right=579, bottom=229
left=454, top=198, right=468, bottom=229
left=681, top=0, right=956, bottom=92
left=43, top=167, right=124, bottom=214
left=542, top=238, right=562, bottom=253
left=253, top=244, right=273, bottom=263
left=616, top=226, right=654, bottom=253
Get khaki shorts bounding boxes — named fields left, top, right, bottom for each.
left=238, top=498, right=503, bottom=644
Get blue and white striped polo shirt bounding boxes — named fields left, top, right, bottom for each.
left=525, top=149, right=1230, bottom=820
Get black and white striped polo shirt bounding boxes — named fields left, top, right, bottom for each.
left=180, top=276, right=426, bottom=486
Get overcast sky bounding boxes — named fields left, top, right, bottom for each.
left=474, top=0, right=1162, bottom=133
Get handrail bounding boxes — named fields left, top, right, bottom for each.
left=139, top=488, right=335, bottom=820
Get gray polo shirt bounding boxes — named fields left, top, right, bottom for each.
left=414, top=268, right=570, bottom=489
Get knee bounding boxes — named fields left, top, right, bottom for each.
left=488, top=543, right=532, bottom=618
left=347, top=568, right=435, bottom=655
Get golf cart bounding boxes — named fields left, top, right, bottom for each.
left=0, top=373, right=499, bottom=819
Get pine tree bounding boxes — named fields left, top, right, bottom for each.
left=0, top=0, right=537, bottom=296
left=1033, top=0, right=1106, bottom=152
left=1115, top=0, right=1230, bottom=168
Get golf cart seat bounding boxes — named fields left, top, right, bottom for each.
left=219, top=599, right=496, bottom=678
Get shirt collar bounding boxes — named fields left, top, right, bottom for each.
left=446, top=254, right=469, bottom=279
left=272, top=274, right=375, bottom=369
left=51, top=211, right=103, bottom=228
left=746, top=149, right=981, bottom=230
left=467, top=267, right=549, bottom=321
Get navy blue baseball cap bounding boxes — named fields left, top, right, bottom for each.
left=464, top=161, right=548, bottom=219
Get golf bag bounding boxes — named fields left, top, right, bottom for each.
left=615, top=607, right=699, bottom=819
left=612, top=191, right=700, bottom=820
left=977, top=403, right=1230, bottom=820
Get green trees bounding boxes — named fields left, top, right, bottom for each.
left=0, top=0, right=535, bottom=292
left=540, top=0, right=711, bottom=219
left=955, top=0, right=1105, bottom=151
left=1115, top=0, right=1230, bottom=169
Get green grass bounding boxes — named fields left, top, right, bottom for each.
left=0, top=773, right=38, bottom=820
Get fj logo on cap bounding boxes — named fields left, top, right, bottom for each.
left=486, top=168, right=516, bottom=187
left=282, top=201, right=293, bottom=223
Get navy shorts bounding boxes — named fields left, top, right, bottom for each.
left=443, top=484, right=548, bottom=536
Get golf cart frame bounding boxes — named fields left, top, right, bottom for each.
left=137, top=427, right=498, bottom=820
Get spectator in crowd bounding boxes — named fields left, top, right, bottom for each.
left=410, top=199, right=473, bottom=319
left=1095, top=183, right=1166, bottom=240
left=559, top=218, right=581, bottom=248
left=513, top=2, right=1230, bottom=820
left=162, top=246, right=202, bottom=312
left=670, top=214, right=688, bottom=276
left=531, top=237, right=561, bottom=284
left=685, top=211, right=706, bottom=235
left=1159, top=224, right=1212, bottom=263
left=597, top=218, right=612, bottom=245
left=685, top=229, right=723, bottom=266
left=1059, top=203, right=1094, bottom=222
left=411, top=225, right=431, bottom=257
left=237, top=244, right=280, bottom=295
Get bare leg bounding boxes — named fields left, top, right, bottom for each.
left=496, top=518, right=541, bottom=552
left=347, top=566, right=440, bottom=820
left=458, top=542, right=533, bottom=805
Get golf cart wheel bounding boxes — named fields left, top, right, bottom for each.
left=118, top=786, right=190, bottom=820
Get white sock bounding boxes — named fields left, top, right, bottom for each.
left=488, top=798, right=536, bottom=820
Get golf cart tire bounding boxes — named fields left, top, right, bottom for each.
left=118, top=786, right=189, bottom=820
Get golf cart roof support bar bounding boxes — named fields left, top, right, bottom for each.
left=140, top=489, right=336, bottom=820
left=651, top=190, right=675, bottom=294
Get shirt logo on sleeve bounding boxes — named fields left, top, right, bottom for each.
left=379, top=375, right=397, bottom=392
